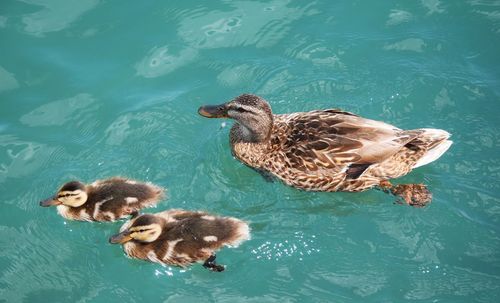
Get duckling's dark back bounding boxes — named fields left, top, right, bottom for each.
left=163, top=212, right=249, bottom=249
left=81, top=178, right=164, bottom=221
left=88, top=178, right=163, bottom=204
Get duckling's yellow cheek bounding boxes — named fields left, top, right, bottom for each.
left=131, top=232, right=150, bottom=241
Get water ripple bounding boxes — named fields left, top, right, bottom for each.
left=0, top=135, right=57, bottom=185
left=0, top=65, right=19, bottom=92
left=0, top=221, right=84, bottom=302
left=386, top=9, right=413, bottom=26
left=314, top=269, right=388, bottom=297
left=404, top=265, right=500, bottom=300
left=0, top=16, right=7, bottom=28
left=20, top=93, right=98, bottom=127
left=21, top=0, right=99, bottom=37
left=285, top=38, right=346, bottom=68
left=135, top=46, right=198, bottom=78
left=384, top=38, right=427, bottom=52
left=469, top=0, right=500, bottom=34
left=177, top=0, right=316, bottom=49
left=421, top=0, right=445, bottom=15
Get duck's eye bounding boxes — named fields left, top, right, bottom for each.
left=234, top=107, right=246, bottom=113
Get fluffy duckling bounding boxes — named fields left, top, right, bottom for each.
left=40, top=177, right=164, bottom=222
left=109, top=210, right=250, bottom=272
left=199, top=94, right=452, bottom=206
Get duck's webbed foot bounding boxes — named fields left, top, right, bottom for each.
left=203, top=254, right=225, bottom=272
left=377, top=181, right=432, bottom=207
left=391, top=184, right=432, bottom=207
left=378, top=180, right=393, bottom=193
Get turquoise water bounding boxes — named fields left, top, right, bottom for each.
left=1, top=0, right=500, bottom=302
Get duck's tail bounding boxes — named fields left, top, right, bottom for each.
left=225, top=218, right=251, bottom=248
left=411, top=128, right=452, bottom=169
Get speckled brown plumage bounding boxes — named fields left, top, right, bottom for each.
left=199, top=94, right=452, bottom=200
left=388, top=183, right=433, bottom=207
left=112, top=210, right=250, bottom=269
left=41, top=177, right=164, bottom=221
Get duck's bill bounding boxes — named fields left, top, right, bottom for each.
left=198, top=104, right=229, bottom=118
left=109, top=231, right=132, bottom=244
left=39, top=197, right=61, bottom=207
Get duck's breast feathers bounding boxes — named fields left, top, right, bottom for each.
left=273, top=109, right=422, bottom=172
left=56, top=205, right=94, bottom=221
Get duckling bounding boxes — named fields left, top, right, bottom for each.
left=109, top=209, right=250, bottom=272
left=40, top=177, right=164, bottom=221
left=198, top=94, right=452, bottom=206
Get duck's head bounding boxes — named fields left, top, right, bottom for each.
left=109, top=214, right=164, bottom=244
left=198, top=94, right=273, bottom=142
left=40, top=181, right=88, bottom=208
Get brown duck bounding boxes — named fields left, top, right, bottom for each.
left=109, top=210, right=250, bottom=272
left=198, top=94, right=452, bottom=206
left=40, top=177, right=164, bottom=221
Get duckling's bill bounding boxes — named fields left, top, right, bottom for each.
left=40, top=197, right=61, bottom=207
left=198, top=103, right=229, bottom=118
left=109, top=230, right=133, bottom=244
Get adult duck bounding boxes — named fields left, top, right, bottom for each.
left=198, top=94, right=452, bottom=206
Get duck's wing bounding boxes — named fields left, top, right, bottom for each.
left=277, top=109, right=422, bottom=176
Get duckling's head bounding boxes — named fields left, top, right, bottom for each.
left=198, top=94, right=273, bottom=142
left=39, top=181, right=88, bottom=208
left=109, top=214, right=164, bottom=244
